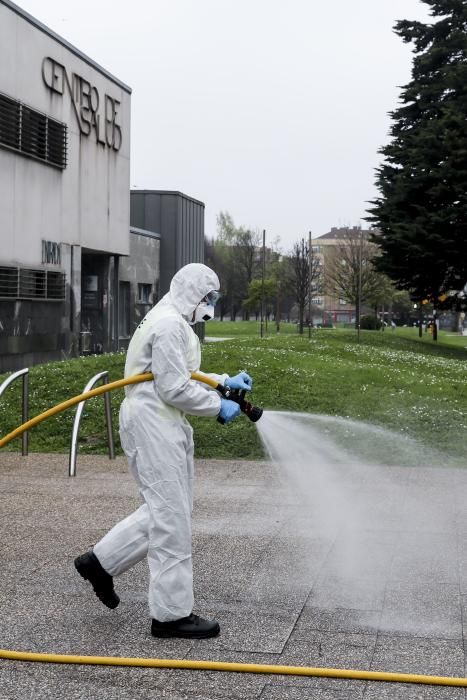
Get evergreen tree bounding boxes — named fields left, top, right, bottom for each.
left=367, top=0, right=467, bottom=305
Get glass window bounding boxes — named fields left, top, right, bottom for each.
left=138, top=283, right=152, bottom=304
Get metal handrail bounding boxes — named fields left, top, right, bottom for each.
left=69, top=371, right=115, bottom=477
left=0, top=368, right=29, bottom=456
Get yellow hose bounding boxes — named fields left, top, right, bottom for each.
left=0, top=371, right=218, bottom=449
left=0, top=648, right=466, bottom=686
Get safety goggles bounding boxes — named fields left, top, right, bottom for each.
left=204, top=290, right=221, bottom=306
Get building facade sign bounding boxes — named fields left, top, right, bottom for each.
left=41, top=56, right=122, bottom=151
left=41, top=240, right=61, bottom=265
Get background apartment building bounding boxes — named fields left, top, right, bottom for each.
left=313, top=227, right=373, bottom=325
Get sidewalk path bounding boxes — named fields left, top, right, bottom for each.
left=0, top=452, right=466, bottom=699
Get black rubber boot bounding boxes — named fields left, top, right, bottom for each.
left=74, top=551, right=120, bottom=609
left=151, top=613, right=220, bottom=639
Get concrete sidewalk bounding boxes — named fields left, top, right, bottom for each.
left=0, top=452, right=466, bottom=699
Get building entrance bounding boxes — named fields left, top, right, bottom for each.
left=80, top=253, right=111, bottom=354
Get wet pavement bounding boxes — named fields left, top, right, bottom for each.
left=0, top=452, right=467, bottom=699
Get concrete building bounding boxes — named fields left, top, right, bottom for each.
left=129, top=189, right=206, bottom=341
left=130, top=190, right=205, bottom=295
left=118, top=190, right=206, bottom=352
left=0, top=0, right=131, bottom=371
left=314, top=227, right=373, bottom=324
left=0, top=3, right=208, bottom=372
left=117, top=227, right=160, bottom=352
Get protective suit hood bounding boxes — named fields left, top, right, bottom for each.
left=168, top=263, right=220, bottom=319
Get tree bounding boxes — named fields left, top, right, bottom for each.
left=365, top=274, right=403, bottom=328
left=205, top=236, right=230, bottom=321
left=288, top=238, right=322, bottom=334
left=392, top=289, right=417, bottom=325
left=214, top=212, right=261, bottom=320
left=367, top=0, right=467, bottom=305
left=323, top=229, right=384, bottom=329
left=269, top=254, right=293, bottom=331
left=243, top=278, right=276, bottom=320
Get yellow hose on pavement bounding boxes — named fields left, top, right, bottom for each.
left=0, top=648, right=467, bottom=686
left=0, top=371, right=218, bottom=449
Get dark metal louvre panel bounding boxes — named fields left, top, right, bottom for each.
left=0, top=94, right=20, bottom=149
left=46, top=271, right=65, bottom=299
left=21, top=106, right=47, bottom=160
left=0, top=266, right=19, bottom=297
left=0, top=267, right=65, bottom=300
left=0, top=91, right=67, bottom=169
left=47, top=118, right=67, bottom=168
left=19, top=268, right=46, bottom=299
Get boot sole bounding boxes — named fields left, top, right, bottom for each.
left=152, top=626, right=220, bottom=640
left=74, top=558, right=120, bottom=609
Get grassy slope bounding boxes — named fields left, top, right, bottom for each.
left=0, top=327, right=466, bottom=460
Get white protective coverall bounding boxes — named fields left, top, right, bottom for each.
left=93, top=264, right=227, bottom=622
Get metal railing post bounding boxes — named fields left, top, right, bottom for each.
left=22, top=371, right=28, bottom=456
left=0, top=368, right=29, bottom=456
left=69, top=371, right=115, bottom=477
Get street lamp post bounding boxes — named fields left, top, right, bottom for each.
left=357, top=230, right=362, bottom=343
left=260, top=229, right=266, bottom=338
left=308, top=230, right=312, bottom=340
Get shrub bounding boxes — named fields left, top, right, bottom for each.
left=360, top=314, right=380, bottom=330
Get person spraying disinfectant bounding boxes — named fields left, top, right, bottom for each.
left=74, top=263, right=253, bottom=639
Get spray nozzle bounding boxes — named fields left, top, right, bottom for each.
left=217, top=386, right=263, bottom=425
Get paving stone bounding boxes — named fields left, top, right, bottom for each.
left=296, top=606, right=381, bottom=635
left=260, top=683, right=365, bottom=699
left=319, top=535, right=395, bottom=581
left=280, top=630, right=377, bottom=671
left=308, top=575, right=387, bottom=611
left=379, top=582, right=462, bottom=639
left=389, top=540, right=459, bottom=585
left=364, top=682, right=465, bottom=699
left=162, top=650, right=278, bottom=700
left=371, top=635, right=465, bottom=677
left=0, top=662, right=178, bottom=700
left=195, top=608, right=298, bottom=654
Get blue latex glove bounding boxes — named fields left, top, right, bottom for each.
left=225, top=371, right=253, bottom=391
left=218, top=398, right=241, bottom=424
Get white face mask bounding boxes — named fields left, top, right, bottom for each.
left=189, top=290, right=220, bottom=325
left=191, top=302, right=215, bottom=324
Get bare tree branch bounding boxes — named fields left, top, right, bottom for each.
left=289, top=238, right=322, bottom=334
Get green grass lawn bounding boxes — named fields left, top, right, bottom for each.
left=393, top=325, right=467, bottom=349
left=205, top=319, right=301, bottom=336
left=207, top=318, right=467, bottom=348
left=0, top=328, right=466, bottom=461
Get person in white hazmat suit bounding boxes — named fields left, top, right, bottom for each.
left=74, top=263, right=253, bottom=639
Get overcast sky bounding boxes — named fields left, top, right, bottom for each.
left=19, top=0, right=430, bottom=248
